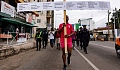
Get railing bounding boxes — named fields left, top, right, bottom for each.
left=6, top=31, right=31, bottom=45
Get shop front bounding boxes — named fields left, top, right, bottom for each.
left=0, top=1, right=36, bottom=42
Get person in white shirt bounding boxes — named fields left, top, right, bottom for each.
left=49, top=28, right=55, bottom=49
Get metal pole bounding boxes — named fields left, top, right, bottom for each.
left=7, top=31, right=9, bottom=45
left=108, top=10, right=110, bottom=41
left=114, top=16, right=116, bottom=40
left=89, top=19, right=90, bottom=30
left=114, top=8, right=117, bottom=41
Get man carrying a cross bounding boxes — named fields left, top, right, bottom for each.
left=58, top=15, right=74, bottom=69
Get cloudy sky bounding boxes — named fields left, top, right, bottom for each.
left=54, top=0, right=120, bottom=28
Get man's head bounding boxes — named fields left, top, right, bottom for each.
left=44, top=28, right=47, bottom=31
left=66, top=15, right=69, bottom=23
left=83, top=25, right=87, bottom=29
left=80, top=27, right=82, bottom=30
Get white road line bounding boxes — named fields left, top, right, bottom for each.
left=89, top=43, right=114, bottom=50
left=75, top=48, right=99, bottom=70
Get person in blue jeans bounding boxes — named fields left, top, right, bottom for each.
left=49, top=28, right=55, bottom=49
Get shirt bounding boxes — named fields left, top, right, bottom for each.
left=49, top=31, right=55, bottom=39
left=59, top=23, right=74, bottom=44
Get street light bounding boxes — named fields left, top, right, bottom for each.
left=108, top=10, right=111, bottom=41
left=113, top=8, right=117, bottom=41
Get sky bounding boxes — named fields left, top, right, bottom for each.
left=54, top=0, right=120, bottom=28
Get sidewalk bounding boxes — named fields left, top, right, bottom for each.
left=0, top=38, right=36, bottom=59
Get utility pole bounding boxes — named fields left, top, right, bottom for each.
left=108, top=10, right=110, bottom=41
left=89, top=19, right=90, bottom=30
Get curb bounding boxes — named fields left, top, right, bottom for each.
left=0, top=41, right=36, bottom=60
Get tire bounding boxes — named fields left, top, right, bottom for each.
left=116, top=50, right=120, bottom=58
left=115, top=45, right=120, bottom=58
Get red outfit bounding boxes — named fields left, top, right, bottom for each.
left=59, top=23, right=74, bottom=48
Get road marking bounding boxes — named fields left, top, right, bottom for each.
left=89, top=43, right=114, bottom=50
left=75, top=48, right=99, bottom=70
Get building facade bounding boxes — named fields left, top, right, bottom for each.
left=0, top=0, right=39, bottom=42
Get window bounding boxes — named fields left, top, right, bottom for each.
left=37, top=19, right=41, bottom=23
left=37, top=0, right=41, bottom=2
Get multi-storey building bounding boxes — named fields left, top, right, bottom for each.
left=0, top=0, right=54, bottom=41
left=0, top=0, right=39, bottom=42
left=24, top=0, right=54, bottom=33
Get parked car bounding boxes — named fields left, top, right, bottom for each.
left=115, top=36, right=120, bottom=58
left=90, top=35, right=95, bottom=41
left=96, top=35, right=107, bottom=41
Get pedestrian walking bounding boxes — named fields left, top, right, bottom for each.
left=81, top=25, right=90, bottom=54
left=55, top=28, right=61, bottom=50
left=35, top=29, right=42, bottom=51
left=49, top=28, right=55, bottom=49
left=79, top=27, right=83, bottom=50
left=42, top=28, right=48, bottom=49
left=58, top=15, right=74, bottom=70
left=76, top=29, right=80, bottom=47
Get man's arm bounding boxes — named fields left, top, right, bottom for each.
left=58, top=23, right=65, bottom=33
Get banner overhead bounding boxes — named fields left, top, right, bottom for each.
left=17, top=1, right=110, bottom=12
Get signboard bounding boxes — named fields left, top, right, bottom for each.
left=1, top=1, right=15, bottom=17
left=17, top=1, right=110, bottom=12
left=54, top=2, right=65, bottom=10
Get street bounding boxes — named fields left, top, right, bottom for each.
left=0, top=41, right=120, bottom=70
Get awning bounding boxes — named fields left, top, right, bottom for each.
left=17, top=0, right=39, bottom=16
left=0, top=12, right=11, bottom=18
left=0, top=18, right=37, bottom=27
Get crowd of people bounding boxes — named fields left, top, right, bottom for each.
left=35, top=15, right=90, bottom=70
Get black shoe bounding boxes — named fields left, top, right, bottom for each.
left=85, top=52, right=88, bottom=54
left=67, top=57, right=70, bottom=65
left=36, top=49, right=38, bottom=51
left=63, top=64, right=67, bottom=70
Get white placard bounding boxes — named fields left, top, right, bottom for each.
left=87, top=1, right=99, bottom=10
left=76, top=1, right=88, bottom=10
left=54, top=2, right=65, bottom=10
left=66, top=1, right=77, bottom=10
left=42, top=2, right=54, bottom=10
left=17, top=1, right=110, bottom=12
left=98, top=1, right=110, bottom=10
left=30, top=2, right=43, bottom=11
left=17, top=3, right=30, bottom=12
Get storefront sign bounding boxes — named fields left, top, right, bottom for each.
left=1, top=1, right=15, bottom=17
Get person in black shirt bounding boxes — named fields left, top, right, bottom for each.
left=79, top=27, right=83, bottom=50
left=81, top=25, right=90, bottom=54
left=76, top=29, right=80, bottom=47
left=35, top=29, right=42, bottom=51
left=42, top=28, right=48, bottom=49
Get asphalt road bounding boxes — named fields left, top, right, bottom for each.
left=0, top=41, right=120, bottom=70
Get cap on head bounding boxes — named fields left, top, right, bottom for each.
left=82, top=25, right=87, bottom=27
